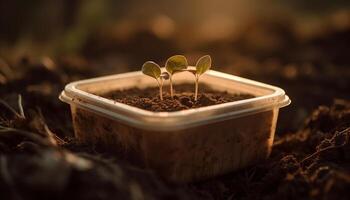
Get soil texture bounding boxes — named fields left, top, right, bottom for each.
left=1, top=15, right=350, bottom=200
left=102, top=83, right=254, bottom=112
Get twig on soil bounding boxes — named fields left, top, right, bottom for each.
left=300, top=128, right=349, bottom=166
left=0, top=156, right=22, bottom=200
left=0, top=99, right=22, bottom=119
left=299, top=145, right=343, bottom=165
left=0, top=95, right=25, bottom=119
left=17, top=95, right=25, bottom=119
left=36, top=108, right=66, bottom=146
left=0, top=125, right=52, bottom=147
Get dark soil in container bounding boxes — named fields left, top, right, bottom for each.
left=101, top=83, right=255, bottom=112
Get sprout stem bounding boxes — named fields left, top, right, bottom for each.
left=160, top=78, right=164, bottom=100
left=157, top=79, right=163, bottom=100
left=169, top=76, right=174, bottom=98
left=194, top=75, right=199, bottom=101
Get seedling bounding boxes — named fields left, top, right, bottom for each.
left=193, top=55, right=211, bottom=101
left=142, top=61, right=165, bottom=100
left=141, top=55, right=211, bottom=101
left=165, top=55, right=188, bottom=98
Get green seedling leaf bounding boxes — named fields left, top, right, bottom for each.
left=142, top=61, right=161, bottom=79
left=165, top=55, right=188, bottom=74
left=141, top=61, right=163, bottom=100
left=196, top=55, right=211, bottom=76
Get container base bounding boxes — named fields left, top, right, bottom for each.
left=71, top=105, right=278, bottom=182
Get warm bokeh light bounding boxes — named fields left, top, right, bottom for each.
left=1, top=1, right=350, bottom=200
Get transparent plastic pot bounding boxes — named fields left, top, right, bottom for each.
left=59, top=69, right=290, bottom=182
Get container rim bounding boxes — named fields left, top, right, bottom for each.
left=60, top=70, right=291, bottom=131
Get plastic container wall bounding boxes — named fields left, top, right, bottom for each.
left=60, top=70, right=290, bottom=182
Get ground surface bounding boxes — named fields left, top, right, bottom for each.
left=1, top=20, right=350, bottom=200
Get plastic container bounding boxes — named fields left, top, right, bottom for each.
left=59, top=69, right=290, bottom=182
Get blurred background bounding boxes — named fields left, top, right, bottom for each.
left=0, top=0, right=350, bottom=133
left=1, top=1, right=350, bottom=200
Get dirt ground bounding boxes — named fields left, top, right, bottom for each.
left=1, top=19, right=350, bottom=200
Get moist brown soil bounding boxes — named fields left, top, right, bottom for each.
left=1, top=18, right=350, bottom=200
left=102, top=83, right=255, bottom=112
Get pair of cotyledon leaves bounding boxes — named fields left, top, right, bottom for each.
left=142, top=55, right=211, bottom=80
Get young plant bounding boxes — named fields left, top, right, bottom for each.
left=194, top=55, right=211, bottom=101
left=165, top=55, right=188, bottom=98
left=142, top=61, right=164, bottom=100
left=141, top=55, right=211, bottom=101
